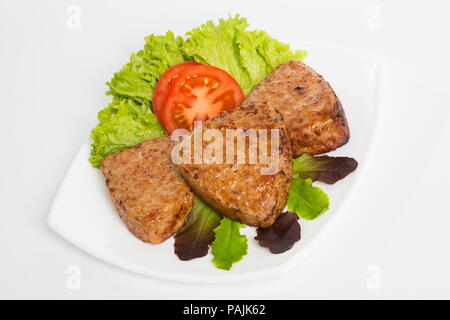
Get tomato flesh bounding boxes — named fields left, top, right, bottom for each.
left=158, top=64, right=244, bottom=133
left=152, top=61, right=199, bottom=119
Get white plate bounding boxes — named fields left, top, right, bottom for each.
left=47, top=43, right=381, bottom=283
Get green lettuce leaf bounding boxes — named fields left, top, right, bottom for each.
left=287, top=177, right=329, bottom=220
left=211, top=217, right=248, bottom=270
left=174, top=199, right=222, bottom=261
left=293, top=153, right=358, bottom=184
left=89, top=98, right=166, bottom=168
left=89, top=31, right=185, bottom=167
left=183, top=15, right=307, bottom=94
left=107, top=31, right=186, bottom=103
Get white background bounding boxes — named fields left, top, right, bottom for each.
left=1, top=0, right=449, bottom=299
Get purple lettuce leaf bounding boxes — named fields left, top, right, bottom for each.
left=293, top=153, right=358, bottom=184
left=255, top=211, right=301, bottom=254
left=174, top=199, right=222, bottom=261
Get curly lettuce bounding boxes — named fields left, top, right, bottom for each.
left=89, top=98, right=167, bottom=168
left=184, top=15, right=307, bottom=94
left=89, top=32, right=184, bottom=167
left=106, top=32, right=186, bottom=103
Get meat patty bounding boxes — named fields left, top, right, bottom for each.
left=101, top=136, right=196, bottom=244
left=177, top=102, right=292, bottom=228
left=243, top=60, right=350, bottom=158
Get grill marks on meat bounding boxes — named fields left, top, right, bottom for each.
left=178, top=103, right=292, bottom=228
left=101, top=137, right=196, bottom=244
left=243, top=60, right=350, bottom=158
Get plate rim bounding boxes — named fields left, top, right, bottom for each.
left=47, top=44, right=384, bottom=284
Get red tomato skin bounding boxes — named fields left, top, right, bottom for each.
left=152, top=61, right=199, bottom=121
left=159, top=64, right=244, bottom=133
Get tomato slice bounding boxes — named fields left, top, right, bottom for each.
left=158, top=64, right=244, bottom=133
left=152, top=61, right=199, bottom=119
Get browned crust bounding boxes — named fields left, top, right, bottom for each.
left=178, top=103, right=292, bottom=228
left=243, top=60, right=350, bottom=157
left=101, top=137, right=196, bottom=244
